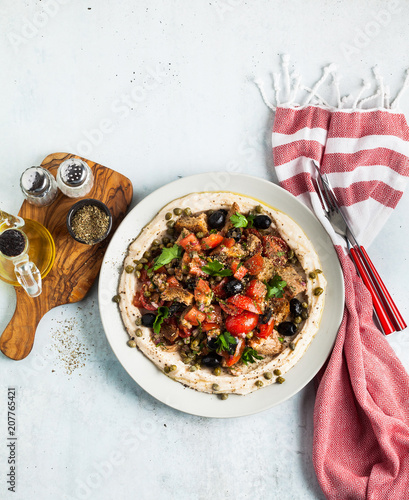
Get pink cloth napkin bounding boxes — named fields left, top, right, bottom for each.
left=262, top=60, right=409, bottom=499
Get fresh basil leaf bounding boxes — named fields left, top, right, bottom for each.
left=215, top=331, right=237, bottom=354
left=153, top=306, right=169, bottom=334
left=153, top=244, right=182, bottom=270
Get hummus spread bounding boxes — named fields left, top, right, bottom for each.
left=118, top=192, right=326, bottom=395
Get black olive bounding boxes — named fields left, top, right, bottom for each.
left=253, top=215, right=272, bottom=230
left=141, top=313, right=156, bottom=328
left=208, top=210, right=227, bottom=229
left=207, top=337, right=219, bottom=351
left=277, top=322, right=297, bottom=336
left=185, top=278, right=197, bottom=291
left=168, top=302, right=184, bottom=317
left=202, top=353, right=223, bottom=368
left=226, top=227, right=242, bottom=242
left=224, top=278, right=244, bottom=297
left=259, top=308, right=272, bottom=325
left=290, top=298, right=303, bottom=317
left=227, top=339, right=238, bottom=356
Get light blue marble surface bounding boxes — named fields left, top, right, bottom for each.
left=1, top=1, right=409, bottom=499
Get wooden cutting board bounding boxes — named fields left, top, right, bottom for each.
left=0, top=152, right=133, bottom=360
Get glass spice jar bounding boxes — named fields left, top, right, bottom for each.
left=56, top=158, right=94, bottom=198
left=20, top=167, right=58, bottom=207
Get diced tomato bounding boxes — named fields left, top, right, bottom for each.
left=166, top=276, right=180, bottom=288
left=189, top=254, right=207, bottom=277
left=246, top=279, right=267, bottom=301
left=225, top=311, right=259, bottom=335
left=204, top=304, right=222, bottom=324
left=178, top=325, right=192, bottom=338
left=133, top=290, right=158, bottom=311
left=183, top=306, right=207, bottom=326
left=179, top=233, right=200, bottom=251
left=194, top=279, right=213, bottom=305
left=139, top=268, right=149, bottom=282
left=212, top=277, right=229, bottom=299
left=227, top=294, right=263, bottom=314
left=222, top=237, right=235, bottom=248
left=262, top=236, right=289, bottom=266
left=154, top=266, right=167, bottom=274
left=257, top=317, right=275, bottom=339
left=219, top=338, right=246, bottom=367
left=231, top=260, right=248, bottom=280
left=201, top=233, right=223, bottom=250
left=201, top=322, right=220, bottom=332
left=244, top=253, right=264, bottom=275
left=219, top=301, right=244, bottom=316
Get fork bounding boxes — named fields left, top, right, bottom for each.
left=313, top=160, right=406, bottom=335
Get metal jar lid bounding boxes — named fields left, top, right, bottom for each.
left=58, top=158, right=90, bottom=187
left=20, top=167, right=51, bottom=196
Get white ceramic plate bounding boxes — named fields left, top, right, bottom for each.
left=98, top=173, right=344, bottom=418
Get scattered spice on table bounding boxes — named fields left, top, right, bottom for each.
left=71, top=204, right=109, bottom=244
left=50, top=317, right=89, bottom=375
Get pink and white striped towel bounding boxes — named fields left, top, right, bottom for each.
left=258, top=58, right=409, bottom=499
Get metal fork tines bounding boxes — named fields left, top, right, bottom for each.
left=312, top=160, right=406, bottom=335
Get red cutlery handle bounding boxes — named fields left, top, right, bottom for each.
left=360, top=246, right=407, bottom=331
left=350, top=247, right=395, bottom=335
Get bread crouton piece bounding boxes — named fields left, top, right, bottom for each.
left=174, top=213, right=208, bottom=235
left=256, top=257, right=276, bottom=282
left=161, top=287, right=194, bottom=305
left=161, top=322, right=179, bottom=343
left=211, top=243, right=247, bottom=260
left=278, top=265, right=307, bottom=299
left=248, top=330, right=283, bottom=356
left=220, top=202, right=241, bottom=235
left=268, top=297, right=290, bottom=324
left=246, top=233, right=262, bottom=257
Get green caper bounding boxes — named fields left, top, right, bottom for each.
left=135, top=317, right=142, bottom=326
left=255, top=205, right=263, bottom=213
left=135, top=262, right=143, bottom=270
left=255, top=380, right=264, bottom=387
left=264, top=372, right=273, bottom=380
left=166, top=220, right=175, bottom=228
left=219, top=393, right=228, bottom=400
left=314, top=287, right=324, bottom=296
left=196, top=232, right=205, bottom=239
left=127, top=339, right=136, bottom=348
left=302, top=302, right=308, bottom=309
left=309, top=271, right=317, bottom=280
left=162, top=237, right=170, bottom=244
left=164, top=366, right=170, bottom=373
left=212, top=383, right=220, bottom=391
left=276, top=376, right=285, bottom=384
left=189, top=365, right=198, bottom=372
left=165, top=212, right=172, bottom=220
left=214, top=367, right=221, bottom=376
left=246, top=332, right=254, bottom=339
left=301, top=310, right=309, bottom=320
left=165, top=243, right=172, bottom=248
left=215, top=275, right=223, bottom=282
left=294, top=315, right=302, bottom=324
left=183, top=358, right=191, bottom=365
left=173, top=208, right=183, bottom=215
left=135, top=270, right=141, bottom=278
left=183, top=207, right=192, bottom=216
left=290, top=257, right=297, bottom=264
left=144, top=291, right=151, bottom=298
left=191, top=339, right=199, bottom=350
left=139, top=257, right=148, bottom=264
left=135, top=329, right=143, bottom=337
left=315, top=269, right=323, bottom=274
left=125, top=265, right=134, bottom=274
left=273, top=369, right=281, bottom=376
left=112, top=294, right=120, bottom=303
left=289, top=342, right=295, bottom=351
left=169, top=365, right=177, bottom=372
left=288, top=249, right=294, bottom=259
left=143, top=251, right=151, bottom=259
left=152, top=238, right=161, bottom=246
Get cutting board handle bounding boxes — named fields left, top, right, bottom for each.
left=0, top=288, right=46, bottom=360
